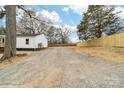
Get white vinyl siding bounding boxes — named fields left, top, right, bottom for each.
left=16, top=34, right=48, bottom=49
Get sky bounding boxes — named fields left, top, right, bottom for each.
left=1, top=5, right=124, bottom=42
left=28, top=5, right=88, bottom=42
left=25, top=5, right=87, bottom=26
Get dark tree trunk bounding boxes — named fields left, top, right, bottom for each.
left=96, top=31, right=102, bottom=38
left=1, top=5, right=16, bottom=61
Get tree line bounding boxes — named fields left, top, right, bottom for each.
left=77, top=5, right=124, bottom=40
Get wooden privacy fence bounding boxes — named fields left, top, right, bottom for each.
left=77, top=33, right=124, bottom=47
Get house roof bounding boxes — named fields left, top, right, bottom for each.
left=0, top=33, right=45, bottom=37
left=16, top=33, right=42, bottom=37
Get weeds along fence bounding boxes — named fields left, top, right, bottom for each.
left=77, top=33, right=124, bottom=47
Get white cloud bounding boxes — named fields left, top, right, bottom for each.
left=65, top=5, right=124, bottom=18
left=64, top=24, right=77, bottom=32
left=115, top=6, right=124, bottom=19
left=62, top=7, right=69, bottom=12
left=37, top=9, right=62, bottom=23
left=53, top=24, right=61, bottom=28
left=66, top=5, right=88, bottom=16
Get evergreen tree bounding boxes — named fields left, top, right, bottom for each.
left=77, top=5, right=123, bottom=40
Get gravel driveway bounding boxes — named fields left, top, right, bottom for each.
left=0, top=47, right=124, bottom=88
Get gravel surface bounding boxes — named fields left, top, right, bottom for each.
left=0, top=47, right=124, bottom=88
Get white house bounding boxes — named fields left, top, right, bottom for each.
left=0, top=35, right=5, bottom=47
left=0, top=34, right=48, bottom=49
left=16, top=34, right=48, bottom=49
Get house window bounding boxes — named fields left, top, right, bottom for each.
left=2, top=38, right=4, bottom=43
left=26, top=39, right=29, bottom=45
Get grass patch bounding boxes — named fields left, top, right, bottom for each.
left=16, top=53, right=28, bottom=57
left=75, top=47, right=124, bottom=63
left=0, top=52, right=29, bottom=69
left=48, top=44, right=76, bottom=47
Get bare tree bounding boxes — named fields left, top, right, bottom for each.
left=17, top=11, right=35, bottom=34
left=17, top=9, right=52, bottom=35
left=58, top=26, right=71, bottom=44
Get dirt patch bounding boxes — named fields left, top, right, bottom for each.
left=0, top=51, right=32, bottom=69
left=25, top=68, right=63, bottom=88
left=75, top=47, right=124, bottom=62
left=40, top=68, right=63, bottom=87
